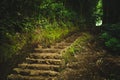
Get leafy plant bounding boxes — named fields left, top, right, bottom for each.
left=62, top=33, right=92, bottom=63
left=100, top=24, right=120, bottom=53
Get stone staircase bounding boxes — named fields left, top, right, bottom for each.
left=7, top=33, right=80, bottom=80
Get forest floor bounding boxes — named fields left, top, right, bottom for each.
left=1, top=32, right=120, bottom=80
left=59, top=32, right=120, bottom=80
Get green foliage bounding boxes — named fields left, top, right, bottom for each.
left=34, top=18, right=76, bottom=44
left=102, top=24, right=120, bottom=38
left=100, top=32, right=111, bottom=40
left=0, top=0, right=79, bottom=63
left=62, top=33, right=92, bottom=63
left=100, top=24, right=120, bottom=53
left=94, top=0, right=103, bottom=26
left=0, top=33, right=27, bottom=62
left=39, top=0, right=76, bottom=22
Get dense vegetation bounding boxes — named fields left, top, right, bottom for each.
left=101, top=0, right=120, bottom=54
left=0, top=0, right=78, bottom=63
left=100, top=24, right=120, bottom=53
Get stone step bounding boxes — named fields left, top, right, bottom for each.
left=37, top=45, right=51, bottom=49
left=8, top=74, right=58, bottom=80
left=7, top=33, right=81, bottom=80
left=67, top=61, right=86, bottom=69
left=29, top=53, right=62, bottom=59
left=18, top=63, right=60, bottom=71
left=51, top=45, right=67, bottom=49
left=65, top=68, right=88, bottom=73
left=104, top=57, right=120, bottom=63
left=34, top=48, right=61, bottom=53
left=64, top=34, right=79, bottom=43
left=75, top=54, right=97, bottom=59
left=13, top=68, right=59, bottom=76
left=55, top=42, right=71, bottom=46
left=37, top=45, right=43, bottom=48
left=26, top=58, right=63, bottom=65
left=64, top=37, right=77, bottom=43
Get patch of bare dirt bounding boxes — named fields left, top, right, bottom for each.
left=59, top=41, right=120, bottom=80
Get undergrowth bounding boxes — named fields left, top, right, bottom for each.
left=0, top=0, right=79, bottom=64
left=100, top=24, right=120, bottom=54
left=0, top=21, right=77, bottom=63
left=62, top=32, right=93, bottom=63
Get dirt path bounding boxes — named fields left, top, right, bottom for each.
left=59, top=35, right=120, bottom=80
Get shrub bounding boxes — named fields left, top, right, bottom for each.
left=100, top=24, right=120, bottom=53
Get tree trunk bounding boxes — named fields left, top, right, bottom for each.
left=103, top=0, right=120, bottom=24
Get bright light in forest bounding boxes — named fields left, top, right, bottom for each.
left=95, top=0, right=103, bottom=26
left=96, top=20, right=102, bottom=26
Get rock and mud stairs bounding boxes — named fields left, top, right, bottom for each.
left=8, top=33, right=81, bottom=80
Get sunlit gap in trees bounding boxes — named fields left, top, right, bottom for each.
left=96, top=20, right=102, bottom=26
left=95, top=0, right=103, bottom=26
